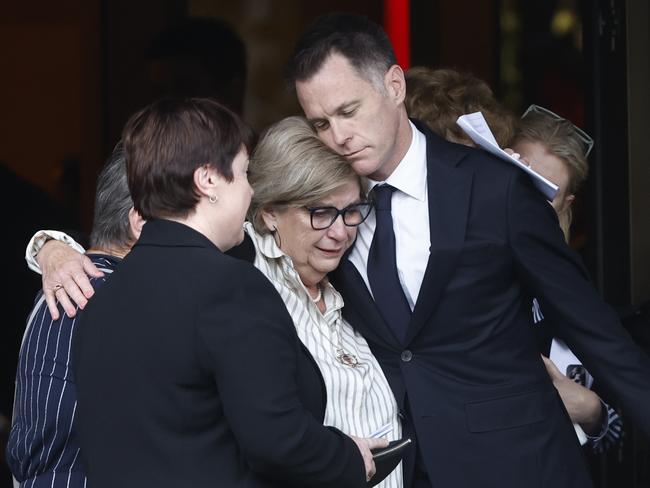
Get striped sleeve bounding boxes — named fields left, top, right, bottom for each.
left=6, top=257, right=114, bottom=487
left=590, top=404, right=623, bottom=453
left=7, top=294, right=86, bottom=487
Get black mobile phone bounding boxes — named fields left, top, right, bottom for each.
left=368, top=438, right=412, bottom=487
left=371, top=438, right=412, bottom=460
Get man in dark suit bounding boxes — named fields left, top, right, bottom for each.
left=286, top=13, right=650, bottom=488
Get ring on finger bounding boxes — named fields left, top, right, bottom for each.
left=52, top=284, right=63, bottom=293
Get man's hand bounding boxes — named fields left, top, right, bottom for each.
left=542, top=355, right=603, bottom=435
left=350, top=435, right=388, bottom=482
left=38, top=240, right=103, bottom=320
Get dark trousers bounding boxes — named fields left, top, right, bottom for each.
left=412, top=459, right=432, bottom=488
left=402, top=395, right=432, bottom=488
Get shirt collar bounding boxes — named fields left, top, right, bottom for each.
left=244, top=221, right=284, bottom=259
left=244, top=222, right=343, bottom=312
left=365, top=121, right=427, bottom=202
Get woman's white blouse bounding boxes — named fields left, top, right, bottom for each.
left=246, top=223, right=403, bottom=488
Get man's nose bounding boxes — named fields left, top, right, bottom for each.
left=330, top=120, right=351, bottom=147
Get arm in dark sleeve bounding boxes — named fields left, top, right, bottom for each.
left=506, top=170, right=650, bottom=439
left=196, top=261, right=365, bottom=487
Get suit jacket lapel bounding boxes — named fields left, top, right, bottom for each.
left=404, top=127, right=473, bottom=344
left=332, top=259, right=404, bottom=348
left=334, top=125, right=474, bottom=348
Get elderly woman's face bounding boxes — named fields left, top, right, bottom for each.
left=264, top=179, right=362, bottom=286
left=512, top=140, right=574, bottom=215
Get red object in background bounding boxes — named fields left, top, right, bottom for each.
left=384, top=0, right=410, bottom=69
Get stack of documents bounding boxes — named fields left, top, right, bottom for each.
left=549, top=339, right=592, bottom=445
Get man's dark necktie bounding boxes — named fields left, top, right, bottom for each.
left=367, top=184, right=411, bottom=341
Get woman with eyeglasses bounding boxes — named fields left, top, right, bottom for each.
left=245, top=116, right=403, bottom=488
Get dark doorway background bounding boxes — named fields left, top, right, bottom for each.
left=1, top=0, right=648, bottom=486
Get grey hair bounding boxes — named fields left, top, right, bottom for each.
left=247, top=116, right=362, bottom=234
left=89, top=144, right=135, bottom=250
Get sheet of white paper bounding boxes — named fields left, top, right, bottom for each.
left=574, top=424, right=588, bottom=445
left=549, top=339, right=593, bottom=389
left=549, top=338, right=592, bottom=445
left=457, top=112, right=499, bottom=146
left=456, top=112, right=559, bottom=200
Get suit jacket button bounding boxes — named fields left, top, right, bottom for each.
left=401, top=350, right=413, bottom=362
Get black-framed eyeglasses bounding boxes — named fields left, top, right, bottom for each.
left=522, top=104, right=594, bottom=157
left=304, top=202, right=373, bottom=230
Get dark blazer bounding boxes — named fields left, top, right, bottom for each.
left=332, top=123, right=650, bottom=488
left=73, top=219, right=364, bottom=488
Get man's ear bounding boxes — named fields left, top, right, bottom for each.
left=384, top=64, right=406, bottom=105
left=128, top=208, right=146, bottom=241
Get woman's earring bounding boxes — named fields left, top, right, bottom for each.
left=209, top=195, right=218, bottom=204
left=272, top=227, right=282, bottom=248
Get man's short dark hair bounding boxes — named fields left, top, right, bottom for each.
left=286, top=13, right=396, bottom=86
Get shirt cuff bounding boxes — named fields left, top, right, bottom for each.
left=25, top=230, right=86, bottom=274
left=584, top=400, right=610, bottom=444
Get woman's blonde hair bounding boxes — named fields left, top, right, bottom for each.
left=513, top=111, right=589, bottom=241
left=247, top=116, right=362, bottom=234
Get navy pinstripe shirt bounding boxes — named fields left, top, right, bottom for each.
left=7, top=255, right=120, bottom=487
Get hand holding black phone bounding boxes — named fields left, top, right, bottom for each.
left=368, top=438, right=412, bottom=486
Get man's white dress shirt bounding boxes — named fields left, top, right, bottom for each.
left=348, top=122, right=430, bottom=310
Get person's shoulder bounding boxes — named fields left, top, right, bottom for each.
left=199, top=246, right=270, bottom=287
left=25, top=288, right=78, bottom=344
left=87, top=254, right=121, bottom=290
left=455, top=141, right=521, bottom=177
left=196, top=249, right=291, bottom=325
left=415, top=119, right=518, bottom=177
